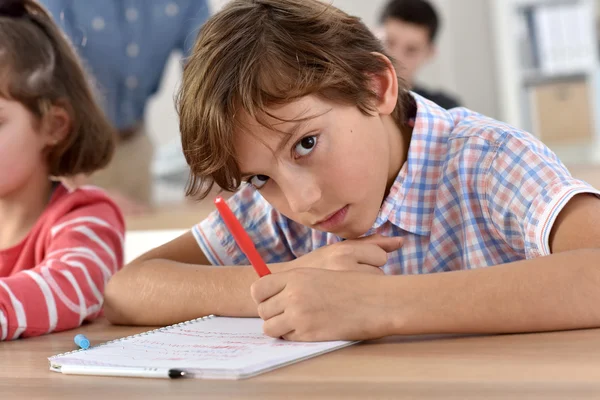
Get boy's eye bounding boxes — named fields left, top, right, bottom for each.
left=294, top=135, right=317, bottom=157
left=249, top=174, right=269, bottom=189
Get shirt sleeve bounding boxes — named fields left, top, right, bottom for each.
left=0, top=200, right=124, bottom=341
left=192, top=185, right=314, bottom=266
left=180, top=0, right=211, bottom=57
left=484, top=132, right=600, bottom=259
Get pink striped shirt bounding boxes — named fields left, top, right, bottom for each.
left=0, top=184, right=124, bottom=340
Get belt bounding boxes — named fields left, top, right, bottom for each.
left=118, top=123, right=142, bottom=142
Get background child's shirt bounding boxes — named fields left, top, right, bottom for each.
left=0, top=184, right=124, bottom=340
left=42, top=0, right=210, bottom=131
left=193, top=93, right=600, bottom=273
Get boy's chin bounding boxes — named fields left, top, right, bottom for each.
left=327, top=222, right=374, bottom=240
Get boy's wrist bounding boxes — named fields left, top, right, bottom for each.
left=372, top=275, right=410, bottom=337
left=267, top=262, right=292, bottom=273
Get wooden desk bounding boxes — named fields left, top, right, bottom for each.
left=3, top=319, right=600, bottom=399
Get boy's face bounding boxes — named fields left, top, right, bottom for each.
left=234, top=95, right=398, bottom=239
left=0, top=97, right=50, bottom=199
left=382, top=19, right=435, bottom=85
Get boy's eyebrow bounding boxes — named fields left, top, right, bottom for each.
left=275, top=120, right=308, bottom=153
left=239, top=109, right=332, bottom=178
left=238, top=122, right=306, bottom=179
left=274, top=107, right=333, bottom=153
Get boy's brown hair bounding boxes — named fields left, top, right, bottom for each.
left=179, top=0, right=412, bottom=199
left=0, top=0, right=114, bottom=177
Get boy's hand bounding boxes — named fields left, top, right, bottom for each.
left=285, top=234, right=403, bottom=275
left=251, top=269, right=391, bottom=341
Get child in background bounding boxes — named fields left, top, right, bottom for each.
left=105, top=0, right=600, bottom=342
left=0, top=0, right=124, bottom=340
left=379, top=0, right=460, bottom=109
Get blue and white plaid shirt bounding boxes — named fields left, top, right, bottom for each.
left=194, top=93, right=600, bottom=274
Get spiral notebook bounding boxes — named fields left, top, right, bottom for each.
left=48, top=316, right=355, bottom=380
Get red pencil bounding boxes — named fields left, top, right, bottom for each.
left=214, top=196, right=272, bottom=277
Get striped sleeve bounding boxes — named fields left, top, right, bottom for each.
left=0, top=201, right=124, bottom=340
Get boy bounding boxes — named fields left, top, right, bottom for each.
left=104, top=0, right=600, bottom=342
left=380, top=0, right=460, bottom=109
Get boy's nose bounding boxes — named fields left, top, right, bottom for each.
left=284, top=178, right=321, bottom=215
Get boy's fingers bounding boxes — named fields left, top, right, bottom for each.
left=351, top=244, right=389, bottom=267
left=359, top=235, right=404, bottom=253
left=250, top=273, right=288, bottom=304
left=263, top=314, right=294, bottom=339
left=257, top=294, right=285, bottom=320
left=378, top=237, right=404, bottom=253
left=356, top=264, right=386, bottom=275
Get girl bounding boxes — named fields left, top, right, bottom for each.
left=0, top=0, right=124, bottom=340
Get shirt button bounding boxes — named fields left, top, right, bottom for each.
left=126, top=43, right=140, bottom=58
left=125, top=8, right=139, bottom=22
left=125, top=76, right=139, bottom=89
left=91, top=16, right=105, bottom=31
left=165, top=2, right=179, bottom=17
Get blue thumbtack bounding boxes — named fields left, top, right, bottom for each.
left=74, top=334, right=90, bottom=350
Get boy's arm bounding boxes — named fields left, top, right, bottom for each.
left=384, top=193, right=600, bottom=335
left=103, top=231, right=400, bottom=326
left=103, top=231, right=264, bottom=326
left=0, top=202, right=123, bottom=340
left=104, top=186, right=310, bottom=326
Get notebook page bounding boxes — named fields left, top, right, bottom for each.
left=49, top=317, right=354, bottom=379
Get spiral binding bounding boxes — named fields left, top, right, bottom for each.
left=49, top=314, right=216, bottom=360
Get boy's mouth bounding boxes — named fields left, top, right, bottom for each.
left=313, top=205, right=349, bottom=231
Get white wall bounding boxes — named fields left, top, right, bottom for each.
left=438, top=0, right=498, bottom=118
left=331, top=0, right=499, bottom=117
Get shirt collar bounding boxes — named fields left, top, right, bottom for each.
left=369, top=92, right=456, bottom=236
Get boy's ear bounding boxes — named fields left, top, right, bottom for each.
left=43, top=103, right=72, bottom=146
left=369, top=52, right=398, bottom=116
